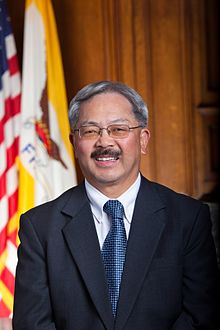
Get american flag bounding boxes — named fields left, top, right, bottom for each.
left=0, top=0, right=21, bottom=317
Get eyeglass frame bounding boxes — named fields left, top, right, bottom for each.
left=72, top=124, right=144, bottom=139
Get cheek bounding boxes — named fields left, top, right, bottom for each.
left=74, top=141, right=93, bottom=160
left=121, top=137, right=141, bottom=157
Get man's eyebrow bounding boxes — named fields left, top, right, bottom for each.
left=79, top=118, right=130, bottom=126
left=79, top=120, right=99, bottom=126
left=109, top=118, right=130, bottom=124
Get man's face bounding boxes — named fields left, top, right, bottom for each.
left=70, top=92, right=150, bottom=195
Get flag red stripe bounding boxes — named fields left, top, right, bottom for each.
left=0, top=138, right=19, bottom=200
left=0, top=172, right=6, bottom=200
left=7, top=136, right=19, bottom=169
left=8, top=229, right=18, bottom=248
left=0, top=300, right=11, bottom=318
left=8, top=188, right=18, bottom=219
left=0, top=120, right=4, bottom=142
left=0, top=221, right=18, bottom=256
left=4, top=95, right=21, bottom=121
left=0, top=95, right=20, bottom=145
left=1, top=268, right=15, bottom=295
left=8, top=54, right=20, bottom=76
left=0, top=227, right=7, bottom=255
left=3, top=94, right=20, bottom=119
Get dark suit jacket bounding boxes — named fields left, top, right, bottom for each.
left=13, top=176, right=219, bottom=330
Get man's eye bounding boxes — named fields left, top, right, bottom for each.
left=83, top=128, right=98, bottom=135
left=112, top=126, right=126, bottom=132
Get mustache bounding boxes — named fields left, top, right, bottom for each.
left=91, top=148, right=121, bottom=159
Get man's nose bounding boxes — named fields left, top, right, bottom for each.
left=99, top=128, right=109, bottom=137
left=95, top=129, right=114, bottom=147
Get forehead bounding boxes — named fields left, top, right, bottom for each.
left=78, top=92, right=134, bottom=123
left=80, top=92, right=132, bottom=113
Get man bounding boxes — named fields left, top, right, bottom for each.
left=13, top=81, right=219, bottom=329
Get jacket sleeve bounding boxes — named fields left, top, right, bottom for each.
left=13, top=213, right=57, bottom=330
left=171, top=203, right=219, bottom=330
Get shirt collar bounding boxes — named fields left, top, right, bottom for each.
left=85, top=173, right=141, bottom=224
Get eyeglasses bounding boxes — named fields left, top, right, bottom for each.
left=73, top=124, right=143, bottom=140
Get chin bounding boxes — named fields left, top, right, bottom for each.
left=91, top=173, right=121, bottom=186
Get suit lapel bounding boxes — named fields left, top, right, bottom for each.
left=61, top=184, right=114, bottom=330
left=115, top=177, right=166, bottom=329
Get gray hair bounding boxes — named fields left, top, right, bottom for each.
left=68, top=81, right=148, bottom=129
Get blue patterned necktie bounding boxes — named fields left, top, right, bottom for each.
left=102, top=200, right=127, bottom=317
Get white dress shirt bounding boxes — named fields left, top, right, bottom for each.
left=85, top=173, right=141, bottom=248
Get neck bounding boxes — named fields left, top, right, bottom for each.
left=86, top=174, right=140, bottom=198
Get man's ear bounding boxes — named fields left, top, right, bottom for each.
left=69, top=133, right=78, bottom=159
left=69, top=133, right=74, bottom=146
left=140, top=128, right=150, bottom=154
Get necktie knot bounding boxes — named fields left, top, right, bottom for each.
left=103, top=200, right=124, bottom=221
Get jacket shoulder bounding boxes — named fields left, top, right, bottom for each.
left=21, top=182, right=87, bottom=224
left=141, top=176, right=205, bottom=212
